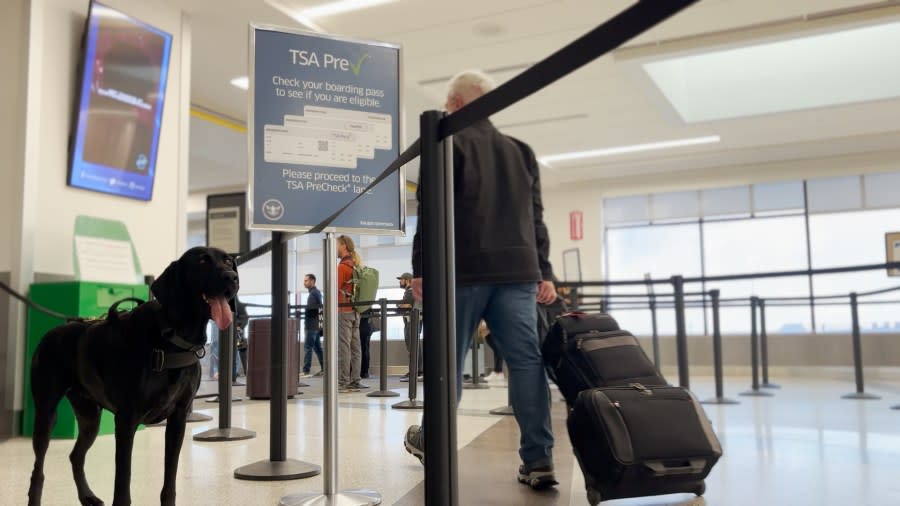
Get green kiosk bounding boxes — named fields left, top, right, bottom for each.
left=22, top=216, right=147, bottom=438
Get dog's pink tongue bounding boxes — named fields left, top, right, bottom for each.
left=209, top=296, right=233, bottom=330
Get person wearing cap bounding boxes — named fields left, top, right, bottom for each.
left=397, top=272, right=423, bottom=380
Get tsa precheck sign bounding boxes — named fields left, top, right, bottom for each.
left=248, top=26, right=403, bottom=233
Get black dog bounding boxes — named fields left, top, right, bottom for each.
left=27, top=247, right=239, bottom=506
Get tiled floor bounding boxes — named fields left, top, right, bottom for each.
left=3, top=375, right=900, bottom=505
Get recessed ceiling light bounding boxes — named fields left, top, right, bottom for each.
left=539, top=135, right=721, bottom=165
left=473, top=21, right=506, bottom=38
left=230, top=76, right=248, bottom=90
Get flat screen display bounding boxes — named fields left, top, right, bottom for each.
left=67, top=1, right=172, bottom=201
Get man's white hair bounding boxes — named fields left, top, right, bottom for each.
left=446, top=70, right=496, bottom=99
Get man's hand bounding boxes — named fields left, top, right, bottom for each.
left=537, top=280, right=556, bottom=304
left=412, top=277, right=424, bottom=301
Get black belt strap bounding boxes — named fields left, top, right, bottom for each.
left=152, top=349, right=201, bottom=372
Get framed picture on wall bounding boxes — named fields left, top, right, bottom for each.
left=887, top=232, right=900, bottom=277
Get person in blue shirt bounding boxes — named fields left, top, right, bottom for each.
left=301, top=273, right=325, bottom=377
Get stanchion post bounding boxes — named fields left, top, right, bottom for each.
left=649, top=293, right=660, bottom=369
left=392, top=308, right=424, bottom=410
left=489, top=362, right=514, bottom=416
left=368, top=298, right=399, bottom=398
left=464, top=333, right=489, bottom=390
left=235, top=232, right=321, bottom=480
left=421, top=110, right=458, bottom=506
left=193, top=318, right=256, bottom=441
left=672, top=275, right=690, bottom=389
left=741, top=296, right=772, bottom=397
left=758, top=299, right=779, bottom=389
left=842, top=292, right=881, bottom=400
left=702, top=290, right=738, bottom=405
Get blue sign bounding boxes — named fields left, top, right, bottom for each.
left=248, top=25, right=403, bottom=234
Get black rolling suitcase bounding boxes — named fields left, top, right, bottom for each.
left=541, top=312, right=666, bottom=405
left=568, top=384, right=722, bottom=505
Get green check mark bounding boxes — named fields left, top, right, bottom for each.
left=350, top=53, right=370, bottom=76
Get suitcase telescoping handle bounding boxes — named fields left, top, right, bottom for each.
left=644, top=458, right=707, bottom=476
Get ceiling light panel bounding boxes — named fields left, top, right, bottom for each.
left=643, top=20, right=900, bottom=123
left=539, top=135, right=720, bottom=165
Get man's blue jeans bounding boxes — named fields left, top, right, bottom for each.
left=303, top=329, right=324, bottom=373
left=455, top=283, right=554, bottom=466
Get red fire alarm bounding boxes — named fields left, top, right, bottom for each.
left=569, top=210, right=583, bottom=241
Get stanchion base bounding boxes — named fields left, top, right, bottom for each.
left=761, top=383, right=781, bottom=389
left=891, top=405, right=900, bottom=410
left=739, top=390, right=774, bottom=397
left=279, top=489, right=382, bottom=506
left=489, top=405, right=514, bottom=416
left=193, top=427, right=256, bottom=442
left=149, top=410, right=214, bottom=427
left=234, top=459, right=321, bottom=481
left=367, top=390, right=400, bottom=398
left=206, top=396, right=243, bottom=403
left=701, top=397, right=740, bottom=405
left=841, top=392, right=882, bottom=400
left=391, top=399, right=424, bottom=410
left=188, top=412, right=213, bottom=423
left=463, top=382, right=490, bottom=390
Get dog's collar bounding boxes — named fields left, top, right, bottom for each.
left=152, top=326, right=206, bottom=373
left=162, top=327, right=204, bottom=353
left=151, top=348, right=201, bottom=372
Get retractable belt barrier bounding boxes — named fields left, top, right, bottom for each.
left=233, top=0, right=702, bottom=268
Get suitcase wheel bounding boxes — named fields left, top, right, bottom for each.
left=694, top=482, right=706, bottom=496
left=586, top=487, right=602, bottom=506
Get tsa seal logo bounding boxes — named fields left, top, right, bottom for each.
left=262, top=199, right=285, bottom=221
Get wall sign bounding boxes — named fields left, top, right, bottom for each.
left=569, top=210, right=583, bottom=241
left=248, top=25, right=403, bottom=234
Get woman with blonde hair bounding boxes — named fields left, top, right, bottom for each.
left=337, top=235, right=364, bottom=391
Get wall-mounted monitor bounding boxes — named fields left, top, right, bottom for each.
left=67, top=1, right=172, bottom=201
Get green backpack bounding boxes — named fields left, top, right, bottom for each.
left=351, top=265, right=380, bottom=313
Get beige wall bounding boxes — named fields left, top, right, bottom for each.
left=1, top=0, right=190, bottom=435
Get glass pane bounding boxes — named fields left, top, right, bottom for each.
left=604, top=195, right=650, bottom=225
left=808, top=208, right=900, bottom=333
left=807, top=176, right=862, bottom=214
left=605, top=223, right=703, bottom=335
left=701, top=186, right=750, bottom=218
left=703, top=216, right=811, bottom=334
left=863, top=171, right=900, bottom=209
left=753, top=180, right=804, bottom=213
left=651, top=191, right=699, bottom=221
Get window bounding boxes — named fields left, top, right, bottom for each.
left=605, top=223, right=703, bottom=335
left=703, top=216, right=811, bottom=334
left=808, top=208, right=900, bottom=333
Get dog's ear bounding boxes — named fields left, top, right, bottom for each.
left=151, top=261, right=181, bottom=308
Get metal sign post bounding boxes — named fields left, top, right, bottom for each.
left=280, top=234, right=381, bottom=505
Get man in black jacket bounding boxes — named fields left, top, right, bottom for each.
left=404, top=70, right=558, bottom=489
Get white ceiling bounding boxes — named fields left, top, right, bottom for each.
left=179, top=0, right=900, bottom=195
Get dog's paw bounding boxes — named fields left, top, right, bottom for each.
left=79, top=494, right=104, bottom=506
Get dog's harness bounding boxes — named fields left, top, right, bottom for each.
left=107, top=298, right=206, bottom=373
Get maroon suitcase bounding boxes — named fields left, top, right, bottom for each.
left=246, top=318, right=300, bottom=399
